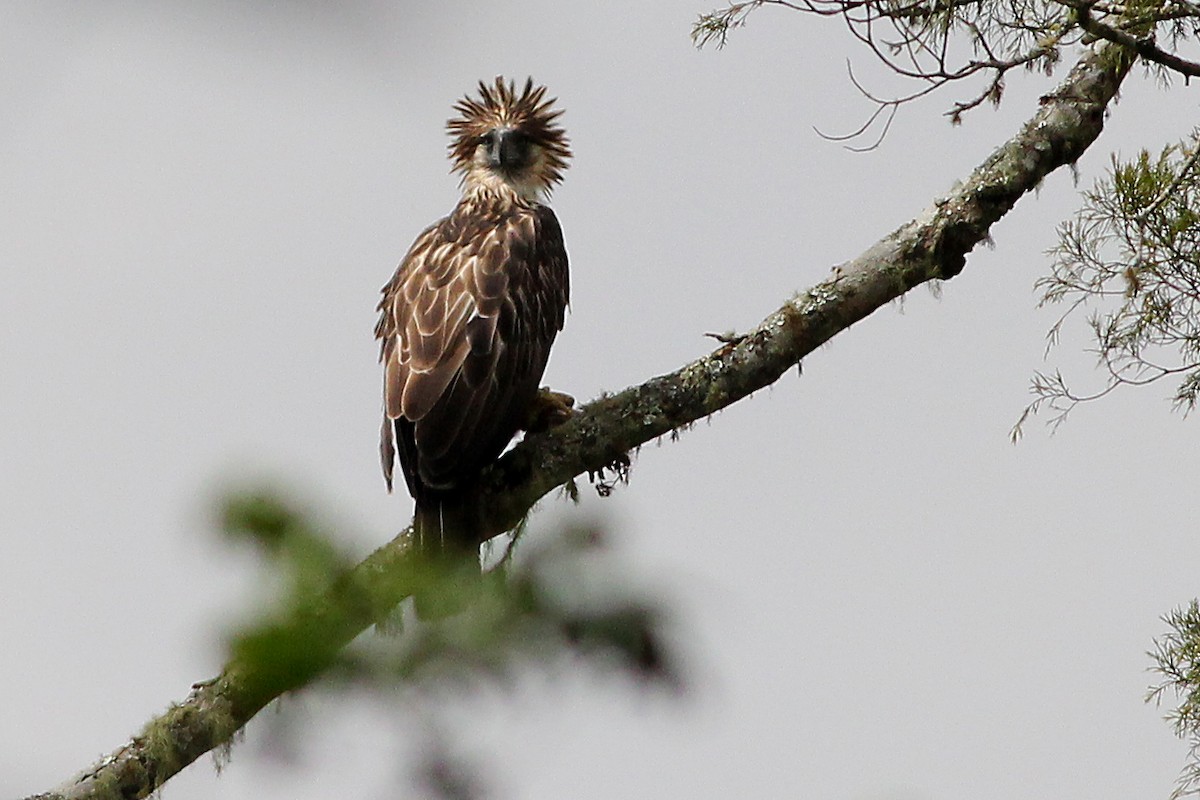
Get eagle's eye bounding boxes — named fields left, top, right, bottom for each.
left=505, top=130, right=531, bottom=149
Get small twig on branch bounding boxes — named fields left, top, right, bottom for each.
left=704, top=330, right=746, bottom=344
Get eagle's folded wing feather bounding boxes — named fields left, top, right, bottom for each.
left=378, top=207, right=567, bottom=495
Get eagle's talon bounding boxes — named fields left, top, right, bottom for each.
left=525, top=388, right=575, bottom=432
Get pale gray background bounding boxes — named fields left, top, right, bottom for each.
left=3, top=2, right=1198, bottom=798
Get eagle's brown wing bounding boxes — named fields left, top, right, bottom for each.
left=376, top=204, right=568, bottom=499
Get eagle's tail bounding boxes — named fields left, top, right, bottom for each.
left=389, top=418, right=483, bottom=617
left=412, top=490, right=482, bottom=619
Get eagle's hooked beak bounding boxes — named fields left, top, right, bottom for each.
left=485, top=128, right=528, bottom=171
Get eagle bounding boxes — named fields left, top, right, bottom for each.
left=375, top=77, right=572, bottom=563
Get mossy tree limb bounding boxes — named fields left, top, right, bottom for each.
left=464, top=41, right=1134, bottom=542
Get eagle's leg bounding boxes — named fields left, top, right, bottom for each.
left=523, top=387, right=575, bottom=432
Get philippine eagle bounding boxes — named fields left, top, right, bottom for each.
left=376, top=77, right=572, bottom=559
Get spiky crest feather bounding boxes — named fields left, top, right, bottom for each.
left=446, top=77, right=572, bottom=194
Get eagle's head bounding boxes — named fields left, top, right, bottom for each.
left=447, top=77, right=571, bottom=202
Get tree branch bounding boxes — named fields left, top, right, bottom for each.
left=31, top=42, right=1133, bottom=800
left=1068, top=1, right=1200, bottom=76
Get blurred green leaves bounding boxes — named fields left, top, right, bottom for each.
left=220, top=491, right=366, bottom=697
left=222, top=490, right=356, bottom=606
left=341, top=525, right=677, bottom=691
left=213, top=489, right=678, bottom=795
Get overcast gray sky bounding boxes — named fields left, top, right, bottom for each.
left=4, top=2, right=1199, bottom=798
